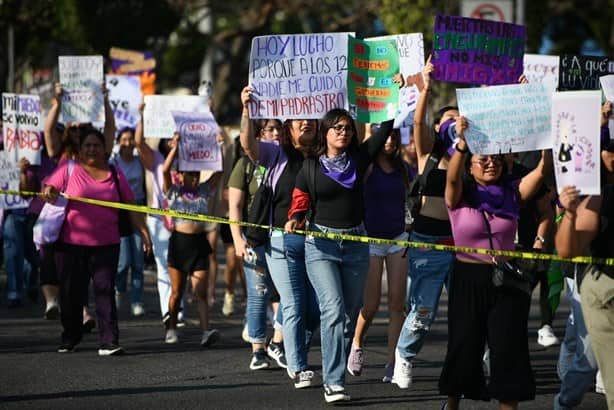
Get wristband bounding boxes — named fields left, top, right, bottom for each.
left=454, top=143, right=468, bottom=154
left=534, top=235, right=545, bottom=245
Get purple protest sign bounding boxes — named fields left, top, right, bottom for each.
left=431, top=14, right=526, bottom=85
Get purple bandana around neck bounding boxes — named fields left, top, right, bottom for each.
left=319, top=152, right=356, bottom=189
left=470, top=179, right=519, bottom=219
left=180, top=186, right=198, bottom=201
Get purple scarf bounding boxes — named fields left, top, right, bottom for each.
left=470, top=178, right=519, bottom=219
left=180, top=186, right=198, bottom=201
left=319, top=152, right=356, bottom=189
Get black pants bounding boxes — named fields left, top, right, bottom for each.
left=439, top=260, right=536, bottom=402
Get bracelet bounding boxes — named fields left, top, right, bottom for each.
left=534, top=235, right=546, bottom=245
left=454, top=143, right=468, bottom=154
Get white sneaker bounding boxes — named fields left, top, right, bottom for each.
left=596, top=370, right=605, bottom=394
left=131, top=303, right=146, bottom=317
left=392, top=349, right=412, bottom=389
left=294, top=370, right=314, bottom=389
left=323, top=384, right=350, bottom=403
left=201, top=329, right=220, bottom=347
left=537, top=325, right=560, bottom=347
left=165, top=329, right=178, bottom=344
left=222, top=293, right=235, bottom=317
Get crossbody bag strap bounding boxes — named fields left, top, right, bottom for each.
left=480, top=210, right=497, bottom=263
left=109, top=165, right=124, bottom=203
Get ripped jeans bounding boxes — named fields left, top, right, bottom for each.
left=396, top=231, right=454, bottom=361
left=245, top=244, right=279, bottom=344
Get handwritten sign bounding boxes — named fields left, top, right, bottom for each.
left=457, top=83, right=552, bottom=154
left=432, top=14, right=526, bottom=85
left=59, top=56, right=104, bottom=123
left=600, top=74, right=614, bottom=101
left=248, top=33, right=352, bottom=119
left=347, top=37, right=399, bottom=123
left=0, top=152, right=31, bottom=209
left=523, top=54, right=559, bottom=92
left=559, top=55, right=614, bottom=91
left=106, top=75, right=142, bottom=130
left=368, top=33, right=425, bottom=127
left=1, top=93, right=43, bottom=165
left=143, top=95, right=208, bottom=139
left=172, top=111, right=222, bottom=172
left=552, top=91, right=601, bottom=195
left=110, top=47, right=156, bottom=74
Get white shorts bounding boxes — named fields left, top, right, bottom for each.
left=369, top=231, right=409, bottom=257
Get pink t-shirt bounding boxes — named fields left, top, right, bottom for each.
left=448, top=202, right=517, bottom=263
left=45, top=161, right=135, bottom=246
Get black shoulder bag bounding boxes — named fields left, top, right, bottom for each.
left=109, top=165, right=134, bottom=237
left=244, top=152, right=280, bottom=247
left=406, top=143, right=443, bottom=227
left=481, top=211, right=533, bottom=297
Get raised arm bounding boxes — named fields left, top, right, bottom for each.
left=445, top=116, right=469, bottom=209
left=134, top=102, right=155, bottom=171
left=44, top=83, right=63, bottom=158
left=413, top=55, right=435, bottom=168
left=555, top=186, right=600, bottom=258
left=518, top=150, right=552, bottom=203
left=239, top=85, right=259, bottom=162
left=361, top=119, right=394, bottom=160
left=102, top=82, right=116, bottom=155
left=162, top=133, right=179, bottom=194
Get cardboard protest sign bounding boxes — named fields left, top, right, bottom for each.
left=523, top=54, right=559, bottom=92
left=106, top=75, right=142, bottom=130
left=0, top=151, right=31, bottom=209
left=347, top=37, right=399, bottom=123
left=368, top=33, right=424, bottom=127
left=432, top=14, right=526, bottom=85
left=143, top=95, right=208, bottom=139
left=248, top=33, right=352, bottom=119
left=559, top=55, right=614, bottom=91
left=59, top=56, right=104, bottom=123
left=457, top=83, right=552, bottom=154
left=600, top=74, right=614, bottom=101
left=172, top=111, right=222, bottom=172
left=552, top=91, right=601, bottom=195
left=1, top=94, right=43, bottom=165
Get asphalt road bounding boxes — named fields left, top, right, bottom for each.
left=0, top=259, right=608, bottom=410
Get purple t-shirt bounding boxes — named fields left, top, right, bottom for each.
left=46, top=161, right=135, bottom=246
left=364, top=164, right=406, bottom=239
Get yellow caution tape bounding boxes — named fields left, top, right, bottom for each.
left=6, top=189, right=614, bottom=266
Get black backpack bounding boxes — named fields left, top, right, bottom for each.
left=244, top=152, right=280, bottom=248
left=405, top=141, right=443, bottom=226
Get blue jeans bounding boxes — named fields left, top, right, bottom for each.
left=305, top=224, right=369, bottom=386
left=397, top=231, right=454, bottom=361
left=267, top=232, right=319, bottom=374
left=245, top=244, right=276, bottom=344
left=4, top=212, right=39, bottom=301
left=116, top=232, right=144, bottom=304
left=554, top=277, right=598, bottom=410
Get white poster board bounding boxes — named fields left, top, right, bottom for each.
left=523, top=54, right=559, bottom=93
left=552, top=91, right=601, bottom=195
left=143, top=95, right=208, bottom=139
left=248, top=33, right=353, bottom=119
left=457, top=83, right=552, bottom=154
left=0, top=152, right=31, bottom=209
left=172, top=111, right=222, bottom=172
left=1, top=93, right=43, bottom=165
left=368, top=33, right=425, bottom=128
left=59, top=56, right=104, bottom=123
left=106, top=75, right=142, bottom=130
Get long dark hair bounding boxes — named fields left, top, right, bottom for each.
left=280, top=119, right=318, bottom=161
left=379, top=129, right=410, bottom=189
left=316, top=108, right=358, bottom=156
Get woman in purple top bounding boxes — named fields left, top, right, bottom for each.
left=441, top=116, right=551, bottom=409
left=348, top=128, right=410, bottom=382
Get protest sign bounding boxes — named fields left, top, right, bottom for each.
left=248, top=33, right=352, bottom=119
left=59, top=55, right=104, bottom=123
left=172, top=111, right=222, bottom=172
left=106, top=75, right=142, bottom=130
left=432, top=14, right=526, bottom=85
left=0, top=152, right=31, bottom=209
left=559, top=55, right=614, bottom=91
left=143, top=95, right=208, bottom=139
left=457, top=83, right=552, bottom=154
left=2, top=93, right=43, bottom=165
left=347, top=37, right=399, bottom=123
left=368, top=33, right=425, bottom=127
left=600, top=74, right=614, bottom=101
left=523, top=54, right=559, bottom=92
left=110, top=47, right=156, bottom=75
left=552, top=91, right=601, bottom=195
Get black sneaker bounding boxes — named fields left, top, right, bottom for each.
left=267, top=342, right=288, bottom=368
left=57, top=344, right=77, bottom=353
left=324, top=384, right=350, bottom=403
left=82, top=317, right=96, bottom=334
left=98, top=344, right=124, bottom=356
left=249, top=349, right=270, bottom=370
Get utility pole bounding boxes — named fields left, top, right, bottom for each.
left=7, top=23, right=15, bottom=92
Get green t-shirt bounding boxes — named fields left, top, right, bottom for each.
left=228, top=156, right=266, bottom=218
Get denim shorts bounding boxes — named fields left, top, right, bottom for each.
left=369, top=231, right=409, bottom=257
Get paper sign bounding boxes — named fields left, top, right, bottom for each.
left=106, top=75, right=142, bottom=130
left=0, top=152, right=31, bottom=209
left=59, top=56, right=104, bottom=123
left=559, top=55, right=614, bottom=91
left=248, top=33, right=352, bottom=119
left=1, top=93, right=43, bottom=165
left=143, top=95, right=208, bottom=139
left=523, top=54, right=559, bottom=92
left=110, top=47, right=156, bottom=74
left=457, top=83, right=552, bottom=154
left=431, top=14, right=526, bottom=85
left=172, top=111, right=222, bottom=172
left=368, top=33, right=425, bottom=127
left=347, top=37, right=399, bottom=123
left=600, top=74, right=614, bottom=101
left=552, top=91, right=601, bottom=195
